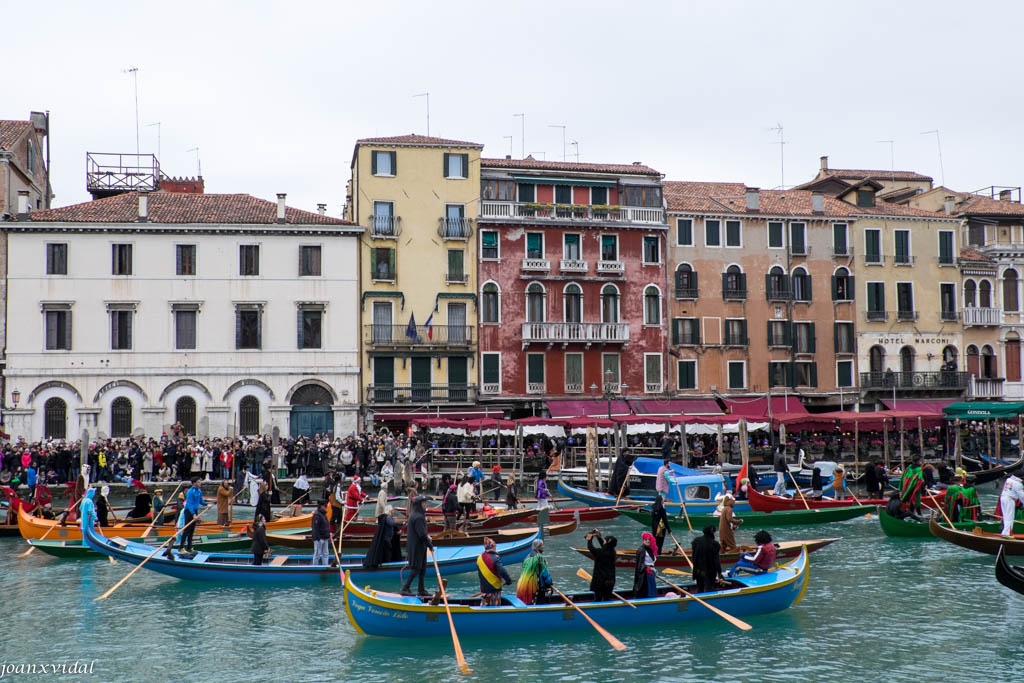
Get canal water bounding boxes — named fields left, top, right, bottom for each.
left=3, top=485, right=1024, bottom=683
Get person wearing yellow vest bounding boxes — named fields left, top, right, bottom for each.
left=476, top=537, right=512, bottom=606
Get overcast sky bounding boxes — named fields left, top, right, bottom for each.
left=5, top=1, right=1023, bottom=214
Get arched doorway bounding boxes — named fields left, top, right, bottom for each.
left=44, top=397, right=67, bottom=440
left=111, top=397, right=132, bottom=438
left=869, top=345, right=885, bottom=374
left=239, top=395, right=260, bottom=436
left=175, top=396, right=196, bottom=436
left=290, top=384, right=333, bottom=438
left=900, top=346, right=915, bottom=374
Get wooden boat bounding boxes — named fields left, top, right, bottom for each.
left=266, top=519, right=578, bottom=550
left=747, top=485, right=893, bottom=512
left=81, top=519, right=538, bottom=584
left=422, top=505, right=624, bottom=524
left=995, top=546, right=1024, bottom=596
left=966, top=454, right=1024, bottom=485
left=571, top=537, right=838, bottom=569
left=342, top=506, right=538, bottom=536
left=27, top=532, right=256, bottom=559
left=344, top=547, right=808, bottom=639
left=17, top=505, right=312, bottom=541
left=928, top=517, right=1024, bottom=555
left=556, top=477, right=754, bottom=516
left=878, top=510, right=1021, bottom=538
left=618, top=503, right=875, bottom=529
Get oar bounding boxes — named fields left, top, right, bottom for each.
left=551, top=586, right=627, bottom=651
left=141, top=482, right=185, bottom=538
left=663, top=567, right=692, bottom=576
left=328, top=530, right=345, bottom=583
left=668, top=531, right=694, bottom=569
left=430, top=549, right=472, bottom=675
left=614, top=470, right=630, bottom=506
left=95, top=503, right=213, bottom=601
left=787, top=471, right=813, bottom=512
left=670, top=475, right=694, bottom=533
left=336, top=508, right=360, bottom=556
left=18, top=497, right=85, bottom=558
left=276, top=490, right=309, bottom=519
left=654, top=573, right=753, bottom=631
left=575, top=568, right=636, bottom=609
left=924, top=493, right=957, bottom=527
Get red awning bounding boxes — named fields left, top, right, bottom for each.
left=373, top=410, right=503, bottom=422
left=637, top=399, right=722, bottom=415
left=545, top=400, right=635, bottom=418
left=724, top=396, right=808, bottom=419
left=547, top=398, right=721, bottom=418
left=881, top=399, right=955, bottom=413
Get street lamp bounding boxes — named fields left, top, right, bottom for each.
left=11, top=389, right=20, bottom=408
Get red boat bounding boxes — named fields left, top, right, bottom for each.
left=341, top=505, right=538, bottom=536
left=746, top=485, right=941, bottom=512
left=421, top=504, right=626, bottom=524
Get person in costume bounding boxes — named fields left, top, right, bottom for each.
left=516, top=538, right=553, bottom=604
left=363, top=504, right=400, bottom=570
left=255, top=483, right=273, bottom=528
left=999, top=472, right=1024, bottom=536
left=586, top=529, right=617, bottom=601
left=441, top=482, right=459, bottom=532
left=128, top=487, right=153, bottom=520
left=215, top=480, right=233, bottom=526
left=250, top=514, right=269, bottom=565
left=345, top=476, right=368, bottom=522
left=400, top=494, right=434, bottom=596
left=95, top=485, right=112, bottom=527
left=78, top=488, right=97, bottom=529
left=833, top=465, right=847, bottom=500
left=718, top=493, right=741, bottom=552
left=632, top=531, right=658, bottom=598
left=477, top=537, right=512, bottom=606
left=728, top=530, right=777, bottom=577
left=291, top=473, right=311, bottom=514
left=691, top=525, right=724, bottom=594
left=650, top=494, right=671, bottom=555
left=944, top=475, right=980, bottom=523
left=180, top=477, right=204, bottom=553
left=311, top=501, right=331, bottom=567
left=899, top=457, right=927, bottom=516
left=535, top=470, right=550, bottom=510
left=505, top=475, right=519, bottom=510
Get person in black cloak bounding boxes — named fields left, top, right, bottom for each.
left=864, top=460, right=881, bottom=497
left=691, top=525, right=724, bottom=593
left=363, top=504, right=401, bottom=569
left=586, top=529, right=617, bottom=601
left=96, top=486, right=112, bottom=527
left=128, top=488, right=152, bottom=519
left=255, top=483, right=273, bottom=528
left=608, top=451, right=633, bottom=496
left=650, top=493, right=671, bottom=555
left=400, top=494, right=434, bottom=596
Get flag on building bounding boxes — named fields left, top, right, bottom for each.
left=425, top=313, right=434, bottom=340
left=406, top=312, right=417, bottom=340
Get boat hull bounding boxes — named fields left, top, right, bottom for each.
left=556, top=478, right=753, bottom=516
left=878, top=510, right=1017, bottom=538
left=747, top=486, right=889, bottom=512
left=266, top=520, right=578, bottom=550
left=619, top=504, right=874, bottom=528
left=572, top=538, right=837, bottom=568
left=27, top=533, right=254, bottom=559
left=929, top=517, right=1024, bottom=555
left=996, top=547, right=1024, bottom=596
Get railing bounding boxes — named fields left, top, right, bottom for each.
left=831, top=246, right=853, bottom=258
left=438, top=217, right=473, bottom=240
left=971, top=376, right=1005, bottom=399
left=521, top=322, right=630, bottom=344
left=521, top=258, right=551, bottom=271
left=527, top=382, right=546, bottom=394
left=597, top=260, right=625, bottom=274
left=723, top=288, right=747, bottom=301
left=896, top=310, right=919, bottom=321
left=894, top=255, right=915, bottom=266
left=565, top=382, right=584, bottom=394
left=370, top=215, right=401, bottom=238
left=940, top=310, right=959, bottom=321
left=864, top=253, right=885, bottom=265
left=365, top=325, right=474, bottom=347
left=675, top=334, right=700, bottom=346
left=645, top=382, right=663, bottom=393
left=446, top=272, right=468, bottom=284
left=766, top=287, right=791, bottom=301
left=479, top=201, right=666, bottom=225
left=866, top=310, right=888, bottom=322
left=481, top=382, right=501, bottom=395
left=860, top=371, right=970, bottom=390
left=963, top=307, right=1001, bottom=326
left=675, top=286, right=699, bottom=300
left=560, top=259, right=588, bottom=273
left=365, top=384, right=478, bottom=404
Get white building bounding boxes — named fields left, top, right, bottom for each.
left=3, top=190, right=362, bottom=442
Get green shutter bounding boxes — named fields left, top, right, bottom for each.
left=805, top=275, right=813, bottom=301
left=235, top=310, right=242, bottom=349
left=390, top=151, right=397, bottom=175
left=443, top=152, right=450, bottom=176
left=740, top=320, right=747, bottom=345
left=810, top=363, right=818, bottom=388
left=766, top=320, right=774, bottom=346
left=371, top=151, right=377, bottom=175
left=786, top=362, right=795, bottom=388
left=461, top=154, right=469, bottom=176
left=297, top=307, right=304, bottom=349
left=808, top=322, right=816, bottom=353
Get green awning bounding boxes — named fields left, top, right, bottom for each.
left=943, top=402, right=1024, bottom=420
left=510, top=175, right=617, bottom=188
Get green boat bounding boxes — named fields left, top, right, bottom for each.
left=620, top=503, right=875, bottom=529
left=26, top=531, right=276, bottom=559
left=878, top=510, right=1022, bottom=538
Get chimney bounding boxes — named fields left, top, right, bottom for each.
left=506, top=155, right=512, bottom=160
left=1000, top=189, right=1013, bottom=202
left=820, top=156, right=829, bottom=172
left=317, top=203, right=327, bottom=216
left=812, top=192, right=824, bottom=213
left=745, top=187, right=760, bottom=211
left=137, top=193, right=149, bottom=222
left=276, top=193, right=287, bottom=223
left=16, top=190, right=29, bottom=219
left=943, top=195, right=955, bottom=214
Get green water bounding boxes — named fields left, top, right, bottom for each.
left=3, top=486, right=1024, bottom=683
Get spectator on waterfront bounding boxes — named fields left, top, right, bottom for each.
left=650, top=493, right=671, bottom=555
left=311, top=501, right=331, bottom=566
left=728, top=530, right=777, bottom=577
left=586, top=529, right=617, bottom=601
left=773, top=447, right=788, bottom=496
left=632, top=531, right=658, bottom=598
left=691, top=525, right=724, bottom=593
left=399, top=494, right=434, bottom=597
left=477, top=537, right=513, bottom=606
left=216, top=480, right=233, bottom=526
left=516, top=538, right=553, bottom=605
left=718, top=493, right=741, bottom=552
left=535, top=470, right=550, bottom=510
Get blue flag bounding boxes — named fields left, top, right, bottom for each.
left=406, top=312, right=417, bottom=339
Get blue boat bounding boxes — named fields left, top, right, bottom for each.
left=344, top=548, right=808, bottom=639
left=81, top=518, right=537, bottom=585
left=557, top=476, right=754, bottom=515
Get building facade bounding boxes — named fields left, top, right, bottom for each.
left=4, top=191, right=362, bottom=441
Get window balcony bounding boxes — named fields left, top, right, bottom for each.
left=789, top=245, right=810, bottom=256
left=940, top=310, right=959, bottom=322
left=866, top=310, right=888, bottom=322
left=962, top=307, right=1001, bottom=326
left=479, top=201, right=665, bottom=225
left=894, top=255, right=915, bottom=266
left=831, top=246, right=853, bottom=259
left=521, top=321, right=629, bottom=346
left=675, top=286, right=699, bottom=300
left=597, top=260, right=625, bottom=274
left=864, top=254, right=885, bottom=265
left=438, top=217, right=473, bottom=240
left=645, top=381, right=663, bottom=393
left=369, top=215, right=401, bottom=239
left=521, top=258, right=551, bottom=272
left=446, top=272, right=468, bottom=285
left=766, top=287, right=791, bottom=302
left=897, top=310, right=918, bottom=322
left=723, top=288, right=747, bottom=301
left=565, top=382, right=584, bottom=394
left=559, top=259, right=589, bottom=273
left=481, top=382, right=501, bottom=395
left=970, top=376, right=1005, bottom=399
left=860, top=371, right=969, bottom=391
left=365, top=325, right=473, bottom=348
left=526, top=382, right=546, bottom=394
left=365, top=384, right=478, bottom=405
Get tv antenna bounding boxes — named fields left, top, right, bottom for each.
left=921, top=129, right=945, bottom=186
left=147, top=122, right=162, bottom=161
left=123, top=66, right=140, bottom=155
left=570, top=140, right=579, bottom=162
left=513, top=113, right=525, bottom=158
left=186, top=147, right=201, bottom=177
left=412, top=92, right=430, bottom=136
left=769, top=123, right=785, bottom=189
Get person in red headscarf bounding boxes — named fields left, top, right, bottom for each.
left=632, top=531, right=658, bottom=598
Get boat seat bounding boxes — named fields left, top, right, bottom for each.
left=269, top=555, right=288, bottom=566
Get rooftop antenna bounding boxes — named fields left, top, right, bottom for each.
left=147, top=121, right=162, bottom=161
left=570, top=140, right=579, bottom=162
left=503, top=135, right=513, bottom=157
left=921, top=129, right=945, bottom=186
left=412, top=92, right=430, bottom=136
left=513, top=113, right=525, bottom=158
left=876, top=140, right=895, bottom=182
left=186, top=147, right=201, bottom=177
left=123, top=66, right=140, bottom=155
left=769, top=123, right=785, bottom=189
left=548, top=124, right=566, bottom=161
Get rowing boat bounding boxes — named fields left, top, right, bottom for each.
left=342, top=506, right=538, bottom=536
left=878, top=510, right=1020, bottom=538
left=81, top=518, right=538, bottom=584
left=618, top=503, right=874, bottom=529
left=571, top=538, right=838, bottom=568
left=344, top=547, right=808, bottom=639
left=995, top=547, right=1024, bottom=596
left=747, top=486, right=890, bottom=512
left=26, top=532, right=257, bottom=559
left=966, top=454, right=1024, bottom=485
left=556, top=477, right=753, bottom=516
left=422, top=505, right=624, bottom=524
left=928, top=517, right=1024, bottom=555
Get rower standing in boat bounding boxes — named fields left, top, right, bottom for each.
left=773, top=446, right=788, bottom=496
left=535, top=470, right=550, bottom=511
left=442, top=482, right=459, bottom=532
left=691, top=525, right=724, bottom=593
left=505, top=475, right=519, bottom=510
left=633, top=532, right=658, bottom=598
left=656, top=458, right=671, bottom=498
left=718, top=493, right=741, bottom=553
left=810, top=467, right=824, bottom=500
left=477, top=537, right=512, bottom=606
left=180, top=477, right=204, bottom=553
left=96, top=486, right=112, bottom=527
left=216, top=480, right=232, bottom=527
left=516, top=539, right=553, bottom=605
left=251, top=515, right=270, bottom=566
left=650, top=494, right=670, bottom=555
left=899, top=457, right=927, bottom=517
left=586, top=529, right=617, bottom=601
left=399, top=494, right=434, bottom=597
left=999, top=472, right=1024, bottom=537
left=128, top=487, right=152, bottom=520
left=833, top=465, right=846, bottom=500
left=311, top=501, right=331, bottom=566
left=345, top=476, right=368, bottom=522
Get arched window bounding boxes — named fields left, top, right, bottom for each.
left=723, top=265, right=745, bottom=299
left=980, top=280, right=992, bottom=308
left=767, top=265, right=788, bottom=300
left=966, top=345, right=980, bottom=377
left=1004, top=269, right=1019, bottom=312
left=601, top=284, right=620, bottom=323
left=792, top=267, right=811, bottom=302
left=44, top=397, right=67, bottom=440
left=964, top=279, right=977, bottom=307
left=526, top=282, right=546, bottom=323
left=982, top=344, right=997, bottom=379
left=175, top=396, right=196, bottom=436
left=111, top=396, right=132, bottom=438
left=900, top=346, right=915, bottom=374
left=1007, top=333, right=1021, bottom=383
left=869, top=345, right=886, bottom=374
left=563, top=283, right=583, bottom=323
left=644, top=285, right=661, bottom=325
left=832, top=267, right=852, bottom=301
left=942, top=345, right=959, bottom=367
left=481, top=282, right=500, bottom=323
left=239, top=395, right=260, bottom=435
left=674, top=263, right=697, bottom=299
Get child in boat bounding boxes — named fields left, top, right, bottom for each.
left=727, top=530, right=777, bottom=577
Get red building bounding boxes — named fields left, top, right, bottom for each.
left=476, top=157, right=668, bottom=415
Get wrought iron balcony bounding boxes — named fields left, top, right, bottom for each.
left=940, top=310, right=959, bottom=321
left=369, top=215, right=401, bottom=238
left=894, top=254, right=915, bottom=266
left=866, top=310, right=888, bottom=322
left=864, top=253, right=885, bottom=265
left=766, top=287, right=791, bottom=302
left=438, top=217, right=473, bottom=240
left=962, top=307, right=1001, bottom=326
left=365, top=325, right=474, bottom=348
left=521, top=322, right=629, bottom=346
left=723, top=288, right=747, bottom=301
left=479, top=201, right=666, bottom=225
left=675, top=286, right=699, bottom=300
left=896, top=310, right=919, bottom=322
left=860, top=371, right=969, bottom=391
left=365, top=384, right=478, bottom=405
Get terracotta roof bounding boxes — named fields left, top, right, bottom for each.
left=481, top=156, right=661, bottom=177
left=959, top=247, right=994, bottom=263
left=23, top=192, right=355, bottom=226
left=956, top=194, right=1024, bottom=217
left=819, top=168, right=932, bottom=183
left=0, top=120, right=31, bottom=150
left=664, top=181, right=956, bottom=220
left=355, top=134, right=482, bottom=148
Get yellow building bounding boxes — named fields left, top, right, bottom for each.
left=347, top=134, right=484, bottom=427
